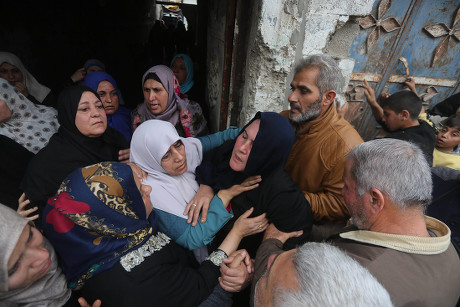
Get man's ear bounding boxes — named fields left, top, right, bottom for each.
left=400, top=110, right=411, bottom=121
left=322, top=90, right=336, bottom=107
left=368, top=188, right=385, bottom=214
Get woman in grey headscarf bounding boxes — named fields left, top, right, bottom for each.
left=0, top=204, right=70, bottom=306
left=132, top=65, right=207, bottom=137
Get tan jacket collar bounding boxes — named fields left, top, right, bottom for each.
left=339, top=216, right=451, bottom=255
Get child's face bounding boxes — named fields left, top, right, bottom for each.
left=436, top=125, right=460, bottom=152
left=382, top=106, right=404, bottom=131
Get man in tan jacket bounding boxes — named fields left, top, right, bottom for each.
left=281, top=54, right=363, bottom=223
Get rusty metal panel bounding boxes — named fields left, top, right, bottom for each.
left=347, top=0, right=460, bottom=141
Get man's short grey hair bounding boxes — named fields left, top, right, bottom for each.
left=273, top=243, right=393, bottom=307
left=348, top=138, right=432, bottom=210
left=294, top=54, right=342, bottom=95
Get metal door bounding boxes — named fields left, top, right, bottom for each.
left=345, top=0, right=460, bottom=140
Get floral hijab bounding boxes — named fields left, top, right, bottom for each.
left=43, top=162, right=160, bottom=290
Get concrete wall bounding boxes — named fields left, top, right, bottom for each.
left=238, top=0, right=375, bottom=125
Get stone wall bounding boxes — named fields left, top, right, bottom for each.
left=238, top=0, right=375, bottom=125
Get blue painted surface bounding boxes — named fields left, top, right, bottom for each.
left=348, top=0, right=460, bottom=140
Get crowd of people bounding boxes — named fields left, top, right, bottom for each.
left=0, top=50, right=459, bottom=307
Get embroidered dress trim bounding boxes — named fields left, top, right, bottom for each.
left=120, top=232, right=171, bottom=272
left=205, top=249, right=228, bottom=266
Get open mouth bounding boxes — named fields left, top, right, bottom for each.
left=233, top=153, right=243, bottom=163
left=289, top=104, right=301, bottom=113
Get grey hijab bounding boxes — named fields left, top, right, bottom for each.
left=0, top=204, right=70, bottom=306
left=137, top=65, right=180, bottom=126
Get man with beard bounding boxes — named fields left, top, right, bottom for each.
left=281, top=54, right=363, bottom=223
left=252, top=139, right=460, bottom=307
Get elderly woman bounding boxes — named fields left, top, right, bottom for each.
left=21, top=85, right=129, bottom=220
left=0, top=52, right=56, bottom=107
left=132, top=65, right=207, bottom=137
left=196, top=112, right=314, bottom=252
left=130, top=120, right=267, bottom=253
left=43, top=162, right=256, bottom=307
left=83, top=71, right=132, bottom=142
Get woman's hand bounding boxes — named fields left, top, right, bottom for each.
left=127, top=162, right=147, bottom=181
left=0, top=99, right=12, bottom=122
left=14, top=82, right=29, bottom=97
left=217, top=175, right=262, bottom=207
left=118, top=148, right=130, bottom=163
left=184, top=184, right=214, bottom=226
left=217, top=208, right=268, bottom=256
left=78, top=297, right=102, bottom=307
left=71, top=67, right=86, bottom=83
left=232, top=207, right=268, bottom=238
left=219, top=249, right=254, bottom=292
left=17, top=193, right=39, bottom=221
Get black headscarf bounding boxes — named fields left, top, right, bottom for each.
left=196, top=112, right=295, bottom=190
left=21, top=85, right=129, bottom=211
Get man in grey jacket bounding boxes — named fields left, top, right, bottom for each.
left=253, top=138, right=460, bottom=307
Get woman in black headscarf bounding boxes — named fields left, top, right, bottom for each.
left=21, top=85, right=129, bottom=220
left=196, top=112, right=313, bottom=252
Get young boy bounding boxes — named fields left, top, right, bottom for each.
left=433, top=116, right=460, bottom=171
left=380, top=90, right=437, bottom=165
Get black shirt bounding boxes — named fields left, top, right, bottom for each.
left=385, top=120, right=436, bottom=165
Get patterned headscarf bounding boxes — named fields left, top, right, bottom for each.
left=0, top=78, right=59, bottom=153
left=0, top=52, right=51, bottom=102
left=136, top=65, right=180, bottom=126
left=170, top=54, right=194, bottom=94
left=43, top=162, right=159, bottom=290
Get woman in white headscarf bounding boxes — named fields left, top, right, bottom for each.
left=130, top=120, right=266, bottom=253
left=0, top=52, right=56, bottom=107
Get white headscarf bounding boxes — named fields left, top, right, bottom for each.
left=0, top=52, right=51, bottom=102
left=130, top=120, right=203, bottom=219
left=0, top=204, right=70, bottom=306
